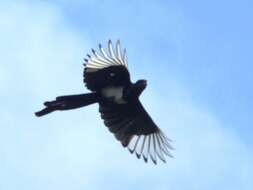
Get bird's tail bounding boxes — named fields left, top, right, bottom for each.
left=35, top=92, right=99, bottom=117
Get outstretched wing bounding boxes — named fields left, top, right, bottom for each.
left=83, top=40, right=131, bottom=92
left=99, top=99, right=173, bottom=164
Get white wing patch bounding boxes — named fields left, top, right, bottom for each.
left=127, top=129, right=173, bottom=164
left=84, top=40, right=128, bottom=72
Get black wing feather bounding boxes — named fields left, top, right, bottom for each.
left=83, top=65, right=130, bottom=91
left=83, top=40, right=130, bottom=92
left=99, top=100, right=173, bottom=164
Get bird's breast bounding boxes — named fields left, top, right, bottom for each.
left=101, top=86, right=127, bottom=104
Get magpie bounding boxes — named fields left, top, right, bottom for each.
left=35, top=40, right=173, bottom=164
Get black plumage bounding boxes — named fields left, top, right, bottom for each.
left=35, top=40, right=173, bottom=164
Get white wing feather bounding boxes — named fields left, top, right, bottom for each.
left=127, top=130, right=173, bottom=164
left=84, top=40, right=128, bottom=71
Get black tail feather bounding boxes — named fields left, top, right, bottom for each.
left=35, top=93, right=99, bottom=117
left=35, top=107, right=57, bottom=117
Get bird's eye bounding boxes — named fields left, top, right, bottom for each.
left=110, top=73, right=116, bottom=77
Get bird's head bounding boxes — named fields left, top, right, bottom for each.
left=135, top=79, right=147, bottom=89
left=131, top=79, right=147, bottom=97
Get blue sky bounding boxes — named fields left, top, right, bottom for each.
left=0, top=0, right=253, bottom=190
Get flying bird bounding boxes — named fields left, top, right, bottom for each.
left=35, top=40, right=173, bottom=164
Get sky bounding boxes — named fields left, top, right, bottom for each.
left=0, top=0, right=253, bottom=190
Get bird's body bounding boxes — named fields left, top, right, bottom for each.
left=35, top=40, right=173, bottom=164
left=101, top=86, right=125, bottom=103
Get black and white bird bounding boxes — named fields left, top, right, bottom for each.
left=35, top=40, right=173, bottom=164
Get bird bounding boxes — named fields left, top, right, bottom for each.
left=35, top=40, right=173, bottom=164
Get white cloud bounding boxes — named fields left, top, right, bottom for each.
left=0, top=1, right=252, bottom=190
